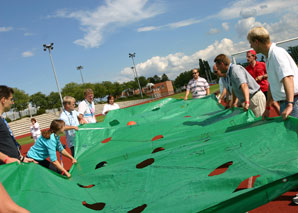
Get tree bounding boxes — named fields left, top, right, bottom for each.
left=113, top=82, right=123, bottom=97
left=174, top=70, right=192, bottom=89
left=30, top=92, right=48, bottom=109
left=199, top=59, right=209, bottom=82
left=203, top=61, right=217, bottom=82
left=62, top=82, right=82, bottom=101
left=161, top=73, right=169, bottom=82
left=122, top=81, right=137, bottom=90
left=288, top=45, right=298, bottom=64
left=102, top=81, right=116, bottom=96
left=137, top=76, right=148, bottom=87
left=94, top=83, right=107, bottom=98
left=12, top=88, right=30, bottom=116
left=147, top=77, right=155, bottom=84
left=47, top=92, right=61, bottom=109
left=153, top=75, right=161, bottom=83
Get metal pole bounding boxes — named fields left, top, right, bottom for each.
left=43, top=44, right=64, bottom=109
left=77, top=66, right=85, bottom=84
left=129, top=53, right=143, bottom=98
left=80, top=70, right=84, bottom=84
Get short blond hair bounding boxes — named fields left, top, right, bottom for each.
left=63, top=96, right=75, bottom=106
left=84, top=88, right=94, bottom=97
left=214, top=54, right=231, bottom=66
left=247, top=27, right=270, bottom=44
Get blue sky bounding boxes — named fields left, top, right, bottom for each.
left=1, top=0, right=298, bottom=95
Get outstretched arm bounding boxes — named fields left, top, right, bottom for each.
left=0, top=183, right=29, bottom=213
left=52, top=160, right=71, bottom=178
left=184, top=90, right=190, bottom=100
left=281, top=76, right=294, bottom=120
left=0, top=152, right=20, bottom=164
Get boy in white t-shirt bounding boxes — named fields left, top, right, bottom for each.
left=78, top=88, right=96, bottom=123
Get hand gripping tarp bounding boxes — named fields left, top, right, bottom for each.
left=1, top=94, right=298, bottom=212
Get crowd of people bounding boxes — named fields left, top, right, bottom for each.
left=185, top=26, right=298, bottom=122
left=1, top=26, right=298, bottom=210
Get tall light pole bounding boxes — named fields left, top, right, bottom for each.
left=129, top=52, right=143, bottom=98
left=43, top=43, right=64, bottom=109
left=77, top=65, right=85, bottom=84
left=131, top=66, right=136, bottom=78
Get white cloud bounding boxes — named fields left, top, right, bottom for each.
left=53, top=0, right=165, bottom=48
left=0, top=26, right=13, bottom=32
left=137, top=18, right=202, bottom=32
left=266, top=9, right=298, bottom=42
left=167, top=18, right=201, bottom=29
left=22, top=51, right=34, bottom=57
left=234, top=5, right=298, bottom=41
left=118, top=38, right=247, bottom=81
left=215, top=0, right=298, bottom=20
left=137, top=26, right=160, bottom=32
left=222, top=22, right=229, bottom=31
left=208, top=28, right=220, bottom=35
left=235, top=17, right=262, bottom=38
left=240, top=8, right=257, bottom=19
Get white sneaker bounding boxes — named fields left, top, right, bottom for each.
left=292, top=195, right=298, bottom=204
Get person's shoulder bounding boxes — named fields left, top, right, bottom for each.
left=49, top=133, right=57, bottom=141
left=78, top=101, right=86, bottom=107
left=257, top=61, right=266, bottom=67
left=245, top=64, right=252, bottom=70
left=73, top=110, right=81, bottom=117
left=188, top=78, right=194, bottom=83
left=60, top=111, right=67, bottom=119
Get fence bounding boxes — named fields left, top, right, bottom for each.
left=231, top=37, right=298, bottom=65
left=4, top=108, right=37, bottom=121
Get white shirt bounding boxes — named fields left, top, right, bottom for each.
left=30, top=122, right=41, bottom=137
left=266, top=43, right=298, bottom=101
left=78, top=100, right=96, bottom=123
left=102, top=103, right=120, bottom=115
left=219, top=78, right=224, bottom=94
left=60, top=110, right=80, bottom=148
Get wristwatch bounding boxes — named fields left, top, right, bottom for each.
left=286, top=101, right=295, bottom=105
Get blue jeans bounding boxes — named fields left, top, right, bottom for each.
left=279, top=95, right=298, bottom=118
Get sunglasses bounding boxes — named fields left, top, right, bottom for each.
left=192, top=72, right=198, bottom=74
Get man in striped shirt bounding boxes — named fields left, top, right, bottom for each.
left=184, top=68, right=210, bottom=100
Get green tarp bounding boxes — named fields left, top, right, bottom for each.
left=1, top=94, right=298, bottom=212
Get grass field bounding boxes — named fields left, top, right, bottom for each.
left=18, top=84, right=219, bottom=146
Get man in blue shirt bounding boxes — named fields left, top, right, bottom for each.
left=214, top=54, right=266, bottom=117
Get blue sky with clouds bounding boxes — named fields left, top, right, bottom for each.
left=1, top=0, right=298, bottom=95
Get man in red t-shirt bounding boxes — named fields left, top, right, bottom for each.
left=245, top=50, right=269, bottom=98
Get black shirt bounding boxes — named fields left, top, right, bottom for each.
left=0, top=117, right=20, bottom=165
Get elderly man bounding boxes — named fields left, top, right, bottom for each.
left=184, top=68, right=210, bottom=100
left=247, top=26, right=298, bottom=120
left=214, top=54, right=266, bottom=117
left=0, top=86, right=35, bottom=165
left=78, top=88, right=96, bottom=123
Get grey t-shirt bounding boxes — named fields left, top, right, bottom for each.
left=228, top=64, right=260, bottom=102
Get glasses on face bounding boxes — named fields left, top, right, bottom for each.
left=193, top=72, right=198, bottom=75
